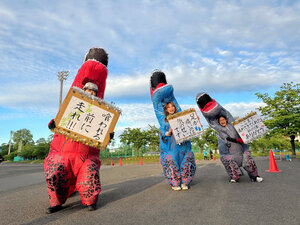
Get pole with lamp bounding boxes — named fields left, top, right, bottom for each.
left=8, top=130, right=14, bottom=154
left=57, top=71, right=70, bottom=108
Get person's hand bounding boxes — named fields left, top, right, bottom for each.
left=168, top=128, right=172, bottom=134
left=109, top=132, right=115, bottom=140
left=236, top=138, right=244, bottom=144
left=48, top=119, right=56, bottom=130
left=226, top=137, right=235, bottom=142
left=226, top=137, right=244, bottom=144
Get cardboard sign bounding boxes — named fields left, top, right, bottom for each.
left=167, top=108, right=203, bottom=144
left=53, top=87, right=121, bottom=149
left=232, top=112, right=267, bottom=144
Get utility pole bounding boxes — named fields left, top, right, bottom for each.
left=8, top=130, right=14, bottom=154
left=57, top=71, right=70, bottom=108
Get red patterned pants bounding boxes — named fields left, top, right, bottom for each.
left=44, top=145, right=101, bottom=207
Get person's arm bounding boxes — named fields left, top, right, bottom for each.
left=109, top=132, right=114, bottom=143
left=165, top=128, right=172, bottom=136
left=97, top=76, right=106, bottom=99
left=226, top=137, right=244, bottom=144
left=160, top=122, right=171, bottom=140
left=218, top=136, right=230, bottom=155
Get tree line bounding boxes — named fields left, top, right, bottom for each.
left=0, top=129, right=53, bottom=161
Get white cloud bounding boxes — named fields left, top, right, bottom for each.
left=106, top=74, right=149, bottom=97
left=2, top=1, right=300, bottom=70
left=117, top=103, right=157, bottom=127
left=0, top=3, right=16, bottom=22
left=222, top=102, right=266, bottom=119
left=0, top=82, right=60, bottom=115
left=105, top=52, right=300, bottom=98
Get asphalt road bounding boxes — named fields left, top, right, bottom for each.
left=0, top=157, right=299, bottom=225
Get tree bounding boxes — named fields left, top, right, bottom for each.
left=201, top=127, right=218, bottom=150
left=120, top=128, right=149, bottom=157
left=145, top=125, right=160, bottom=153
left=13, top=129, right=34, bottom=149
left=33, top=143, right=49, bottom=159
left=255, top=82, right=300, bottom=156
left=20, top=145, right=34, bottom=160
left=36, top=138, right=46, bottom=144
left=249, top=134, right=290, bottom=153
left=0, top=143, right=9, bottom=156
left=47, top=134, right=54, bottom=143
left=249, top=138, right=268, bottom=153
left=4, top=151, right=17, bottom=161
left=191, top=136, right=206, bottom=153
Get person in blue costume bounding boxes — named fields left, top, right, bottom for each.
left=150, top=71, right=196, bottom=191
left=196, top=92, right=263, bottom=183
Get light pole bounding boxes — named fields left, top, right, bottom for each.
left=8, top=130, right=14, bottom=154
left=57, top=71, right=70, bottom=108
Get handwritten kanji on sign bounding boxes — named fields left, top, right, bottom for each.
left=232, top=112, right=268, bottom=144
left=167, top=108, right=203, bottom=144
left=53, top=87, right=121, bottom=149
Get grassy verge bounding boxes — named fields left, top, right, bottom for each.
left=2, top=151, right=298, bottom=165
left=1, top=159, right=45, bottom=164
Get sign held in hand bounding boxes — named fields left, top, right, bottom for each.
left=53, top=87, right=121, bottom=149
left=167, top=108, right=203, bottom=144
left=232, top=112, right=267, bottom=144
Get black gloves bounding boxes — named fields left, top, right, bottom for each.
left=109, top=132, right=115, bottom=140
left=226, top=137, right=244, bottom=144
left=48, top=119, right=56, bottom=130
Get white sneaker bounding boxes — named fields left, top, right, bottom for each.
left=256, top=177, right=263, bottom=182
left=230, top=179, right=237, bottom=183
left=171, top=186, right=181, bottom=191
left=181, top=184, right=189, bottom=190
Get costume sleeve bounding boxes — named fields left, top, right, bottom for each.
left=160, top=120, right=171, bottom=139
left=97, top=76, right=106, bottom=99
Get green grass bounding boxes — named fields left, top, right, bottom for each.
left=102, top=156, right=160, bottom=165
left=2, top=151, right=298, bottom=165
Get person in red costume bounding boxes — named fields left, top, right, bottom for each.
left=44, top=47, right=112, bottom=214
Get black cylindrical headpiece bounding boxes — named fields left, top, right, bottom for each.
left=196, top=93, right=213, bottom=110
left=150, top=71, right=167, bottom=90
left=84, top=47, right=108, bottom=67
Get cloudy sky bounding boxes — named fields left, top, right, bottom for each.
left=0, top=0, right=299, bottom=145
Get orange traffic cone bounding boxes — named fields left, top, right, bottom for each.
left=266, top=149, right=281, bottom=172
left=140, top=157, right=143, bottom=165
left=110, top=159, right=114, bottom=166
left=212, top=154, right=215, bottom=162
left=119, top=158, right=122, bottom=166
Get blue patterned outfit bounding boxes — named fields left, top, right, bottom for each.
left=151, top=84, right=196, bottom=187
